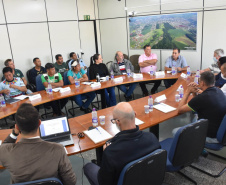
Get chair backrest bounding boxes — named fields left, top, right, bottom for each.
left=26, top=68, right=32, bottom=84
left=106, top=61, right=113, bottom=71
left=63, top=71, right=70, bottom=85
left=11, top=177, right=63, bottom=185
left=169, top=119, right=208, bottom=167
left=36, top=74, right=45, bottom=91
left=217, top=114, right=226, bottom=145
left=87, top=67, right=90, bottom=80
left=123, top=54, right=129, bottom=60
left=129, top=55, right=140, bottom=73
left=117, top=149, right=167, bottom=185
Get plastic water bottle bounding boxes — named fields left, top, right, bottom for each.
left=148, top=95, right=153, bottom=112
left=74, top=75, right=80, bottom=88
left=150, top=66, right=154, bottom=76
left=96, top=73, right=100, bottom=82
left=92, top=108, right=98, bottom=127
left=110, top=70, right=114, bottom=79
left=196, top=70, right=200, bottom=78
left=194, top=75, right=199, bottom=84
left=0, top=94, right=6, bottom=107
left=187, top=66, right=191, bottom=76
left=47, top=83, right=53, bottom=94
left=127, top=68, right=131, bottom=77
left=179, top=85, right=184, bottom=99
left=172, top=65, right=176, bottom=75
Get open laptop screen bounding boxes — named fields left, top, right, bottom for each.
left=40, top=116, right=70, bottom=137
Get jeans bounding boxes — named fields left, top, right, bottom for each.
left=50, top=98, right=68, bottom=115
left=164, top=79, right=177, bottom=89
left=118, top=83, right=137, bottom=97
left=105, top=87, right=116, bottom=107
left=73, top=92, right=96, bottom=109
left=84, top=163, right=100, bottom=185
left=139, top=80, right=161, bottom=95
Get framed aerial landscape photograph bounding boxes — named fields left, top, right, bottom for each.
left=129, top=12, right=197, bottom=50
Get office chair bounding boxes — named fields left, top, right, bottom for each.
left=11, top=177, right=63, bottom=185
left=129, top=55, right=140, bottom=73
left=117, top=149, right=167, bottom=185
left=160, top=119, right=209, bottom=185
left=190, top=115, right=226, bottom=177
left=26, top=68, right=36, bottom=92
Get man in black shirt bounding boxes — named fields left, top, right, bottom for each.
left=29, top=58, right=46, bottom=85
left=84, top=102, right=160, bottom=185
left=178, top=71, right=226, bottom=141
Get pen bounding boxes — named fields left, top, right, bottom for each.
left=96, top=127, right=102, bottom=134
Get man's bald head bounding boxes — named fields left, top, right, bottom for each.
left=113, top=102, right=135, bottom=129
left=116, top=51, right=124, bottom=63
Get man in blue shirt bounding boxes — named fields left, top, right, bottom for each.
left=67, top=52, right=88, bottom=71
left=164, top=48, right=188, bottom=88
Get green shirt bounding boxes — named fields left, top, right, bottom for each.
left=41, top=73, right=62, bottom=83
left=14, top=69, right=24, bottom=78
left=54, top=62, right=68, bottom=76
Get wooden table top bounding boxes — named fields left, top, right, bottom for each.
left=0, top=72, right=181, bottom=119
left=0, top=73, right=192, bottom=169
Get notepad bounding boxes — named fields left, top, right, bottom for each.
left=155, top=71, right=165, bottom=76
left=135, top=118, right=144, bottom=125
left=155, top=94, right=166, bottom=103
left=14, top=95, right=29, bottom=100
left=84, top=126, right=112, bottom=144
left=153, top=103, right=176, bottom=113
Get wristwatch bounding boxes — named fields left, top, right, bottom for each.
left=12, top=129, right=19, bottom=136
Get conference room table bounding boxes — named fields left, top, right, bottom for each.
left=0, top=72, right=195, bottom=169
left=0, top=71, right=181, bottom=120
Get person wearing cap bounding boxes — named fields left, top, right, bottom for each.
left=67, top=60, right=95, bottom=114
left=200, top=49, right=224, bottom=74
left=164, top=48, right=188, bottom=88
left=41, top=63, right=68, bottom=116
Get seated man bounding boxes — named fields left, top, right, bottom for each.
left=164, top=48, right=188, bottom=88
left=138, top=45, right=161, bottom=95
left=215, top=56, right=226, bottom=88
left=29, top=57, right=46, bottom=86
left=200, top=48, right=224, bottom=74
left=0, top=103, right=76, bottom=184
left=41, top=63, right=68, bottom=116
left=84, top=102, right=160, bottom=185
left=54, top=54, right=68, bottom=77
left=67, top=52, right=88, bottom=71
left=67, top=60, right=95, bottom=113
left=109, top=51, right=137, bottom=101
left=221, top=63, right=226, bottom=96
left=178, top=71, right=226, bottom=142
left=0, top=67, right=27, bottom=99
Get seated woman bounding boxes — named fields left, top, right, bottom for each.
left=89, top=54, right=116, bottom=107
left=68, top=60, right=95, bottom=113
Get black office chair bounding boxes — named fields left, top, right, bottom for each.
left=117, top=149, right=167, bottom=185
left=26, top=68, right=36, bottom=92
left=129, top=55, right=140, bottom=73
left=190, top=115, right=226, bottom=177
left=160, top=119, right=209, bottom=185
left=11, top=177, right=62, bottom=185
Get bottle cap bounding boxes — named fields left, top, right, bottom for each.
left=92, top=108, right=96, bottom=111
left=149, top=95, right=152, bottom=98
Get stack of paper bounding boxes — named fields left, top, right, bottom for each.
left=153, top=103, right=176, bottom=113
left=84, top=126, right=112, bottom=144
left=135, top=118, right=144, bottom=125
left=155, top=94, right=167, bottom=103
left=113, top=77, right=123, bottom=83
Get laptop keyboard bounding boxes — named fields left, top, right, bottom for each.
left=46, top=135, right=71, bottom=143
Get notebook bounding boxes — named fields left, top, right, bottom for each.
left=39, top=116, right=74, bottom=146
left=84, top=126, right=112, bottom=144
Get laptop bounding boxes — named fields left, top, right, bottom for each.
left=39, top=116, right=74, bottom=146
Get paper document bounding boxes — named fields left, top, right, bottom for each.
left=14, top=95, right=29, bottom=100
left=133, top=73, right=143, bottom=79
left=155, top=71, right=165, bottom=76
left=153, top=103, right=176, bottom=113
left=181, top=73, right=187, bottom=78
left=64, top=147, right=68, bottom=154
left=135, top=118, right=144, bottom=125
left=0, top=140, right=2, bottom=145
left=167, top=71, right=172, bottom=74
left=84, top=126, right=112, bottom=144
left=155, top=94, right=166, bottom=102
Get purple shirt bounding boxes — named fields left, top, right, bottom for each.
left=139, top=53, right=158, bottom=73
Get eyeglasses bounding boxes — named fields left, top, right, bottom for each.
left=111, top=118, right=119, bottom=124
